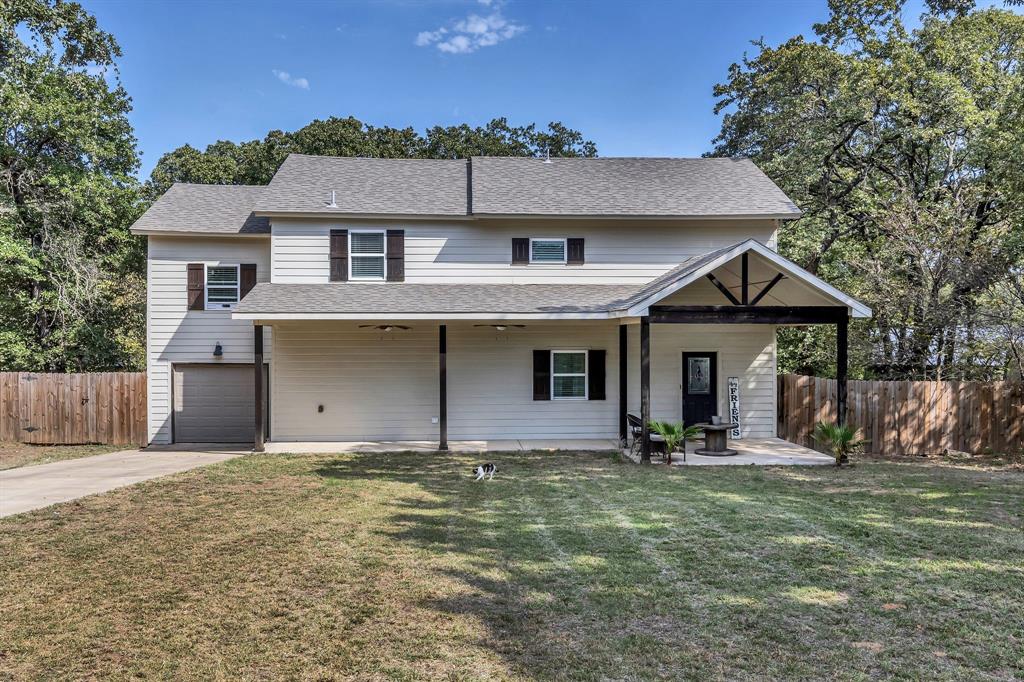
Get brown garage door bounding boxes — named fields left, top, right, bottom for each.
left=173, top=364, right=267, bottom=443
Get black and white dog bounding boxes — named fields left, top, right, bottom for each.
left=473, top=463, right=498, bottom=481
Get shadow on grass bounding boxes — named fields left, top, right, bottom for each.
left=308, top=450, right=1024, bottom=679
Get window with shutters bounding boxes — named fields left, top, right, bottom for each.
left=530, top=238, right=567, bottom=264
left=349, top=230, right=386, bottom=280
left=205, top=264, right=239, bottom=310
left=551, top=350, right=587, bottom=400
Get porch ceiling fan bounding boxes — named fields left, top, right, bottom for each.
left=358, top=324, right=411, bottom=332
left=473, top=324, right=526, bottom=331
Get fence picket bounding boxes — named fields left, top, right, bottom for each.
left=777, top=374, right=1021, bottom=455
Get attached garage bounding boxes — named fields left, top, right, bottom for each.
left=172, top=364, right=267, bottom=443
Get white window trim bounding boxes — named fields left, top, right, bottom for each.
left=204, top=263, right=240, bottom=311
left=529, top=237, right=567, bottom=265
left=551, top=349, right=588, bottom=400
left=349, top=229, right=388, bottom=281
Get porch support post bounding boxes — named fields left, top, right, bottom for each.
left=254, top=324, right=264, bottom=452
left=836, top=316, right=848, bottom=428
left=741, top=253, right=749, bottom=305
left=619, top=325, right=628, bottom=442
left=640, top=315, right=651, bottom=463
left=439, top=324, right=448, bottom=451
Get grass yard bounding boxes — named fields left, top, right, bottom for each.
left=0, top=442, right=126, bottom=471
left=1, top=452, right=1021, bottom=680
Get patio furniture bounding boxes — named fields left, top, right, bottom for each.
left=626, top=413, right=666, bottom=459
left=694, top=422, right=740, bottom=456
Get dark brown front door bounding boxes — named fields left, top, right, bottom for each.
left=682, top=352, right=717, bottom=426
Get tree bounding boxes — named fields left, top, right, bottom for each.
left=148, top=116, right=597, bottom=196
left=711, top=0, right=1024, bottom=380
left=1, top=0, right=146, bottom=371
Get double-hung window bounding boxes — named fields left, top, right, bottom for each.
left=530, top=238, right=567, bottom=264
left=205, top=264, right=239, bottom=310
left=349, top=230, right=386, bottom=280
left=551, top=350, right=587, bottom=400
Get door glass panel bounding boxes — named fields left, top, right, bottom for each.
left=687, top=357, right=711, bottom=394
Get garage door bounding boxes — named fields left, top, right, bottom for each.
left=173, top=364, right=267, bottom=443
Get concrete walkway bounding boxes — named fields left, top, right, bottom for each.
left=0, top=448, right=243, bottom=518
left=264, top=439, right=621, bottom=454
left=624, top=437, right=834, bottom=466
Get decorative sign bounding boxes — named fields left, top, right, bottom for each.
left=727, top=377, right=741, bottom=438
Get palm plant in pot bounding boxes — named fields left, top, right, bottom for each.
left=648, top=420, right=704, bottom=464
left=813, top=421, right=867, bottom=466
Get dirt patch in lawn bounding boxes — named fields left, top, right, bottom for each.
left=0, top=442, right=126, bottom=471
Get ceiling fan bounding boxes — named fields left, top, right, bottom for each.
left=473, top=324, right=526, bottom=331
left=358, top=324, right=411, bottom=332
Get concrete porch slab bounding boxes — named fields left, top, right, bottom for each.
left=264, top=439, right=620, bottom=454
left=624, top=437, right=834, bottom=466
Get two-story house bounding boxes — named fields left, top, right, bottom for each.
left=130, top=155, right=870, bottom=456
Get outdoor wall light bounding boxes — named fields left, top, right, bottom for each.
left=213, top=342, right=223, bottom=357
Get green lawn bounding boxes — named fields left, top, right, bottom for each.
left=0, top=442, right=126, bottom=471
left=1, top=452, right=1021, bottom=680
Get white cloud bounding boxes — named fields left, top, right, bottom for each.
left=415, top=5, right=525, bottom=54
left=272, top=69, right=309, bottom=90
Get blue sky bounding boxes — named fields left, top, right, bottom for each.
left=84, top=0, right=936, bottom=179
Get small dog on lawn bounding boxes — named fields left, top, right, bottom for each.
left=473, top=463, right=497, bottom=481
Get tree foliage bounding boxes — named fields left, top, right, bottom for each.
left=712, top=0, right=1024, bottom=379
left=1, top=0, right=145, bottom=371
left=148, top=117, right=596, bottom=196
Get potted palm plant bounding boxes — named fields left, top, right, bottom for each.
left=648, top=420, right=704, bottom=464
left=813, top=421, right=867, bottom=466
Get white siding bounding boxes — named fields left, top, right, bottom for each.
left=270, top=320, right=775, bottom=442
left=271, top=321, right=620, bottom=441
left=147, top=236, right=271, bottom=444
left=627, top=324, right=776, bottom=438
left=271, top=218, right=778, bottom=284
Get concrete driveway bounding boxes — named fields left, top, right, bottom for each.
left=0, top=447, right=244, bottom=518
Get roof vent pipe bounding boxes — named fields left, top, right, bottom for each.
left=326, top=190, right=337, bottom=208
left=543, top=147, right=552, bottom=164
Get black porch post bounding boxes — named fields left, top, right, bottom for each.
left=254, top=324, right=264, bottom=452
left=837, top=316, right=848, bottom=428
left=439, top=324, right=448, bottom=450
left=619, top=325, right=628, bottom=442
left=640, top=315, right=651, bottom=463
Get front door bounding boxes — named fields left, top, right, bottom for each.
left=682, top=352, right=717, bottom=426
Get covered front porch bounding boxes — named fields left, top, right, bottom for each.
left=233, top=239, right=870, bottom=459
left=259, top=435, right=833, bottom=465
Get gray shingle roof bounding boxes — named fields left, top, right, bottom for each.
left=134, top=155, right=801, bottom=234
left=470, top=157, right=801, bottom=217
left=129, top=184, right=269, bottom=235
left=234, top=282, right=642, bottom=315
left=254, top=154, right=469, bottom=216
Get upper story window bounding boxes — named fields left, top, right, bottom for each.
left=551, top=350, right=587, bottom=400
left=349, top=230, right=386, bottom=280
left=205, top=265, right=239, bottom=310
left=530, top=238, right=567, bottom=264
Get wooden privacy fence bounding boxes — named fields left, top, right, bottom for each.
left=778, top=374, right=1024, bottom=456
left=0, top=372, right=147, bottom=446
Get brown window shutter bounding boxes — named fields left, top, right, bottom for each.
left=588, top=349, right=606, bottom=400
left=386, top=229, right=405, bottom=282
left=567, top=238, right=585, bottom=265
left=533, top=350, right=551, bottom=400
left=187, top=263, right=205, bottom=310
left=330, top=229, right=348, bottom=282
left=512, top=238, right=529, bottom=265
left=240, top=263, right=257, bottom=299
